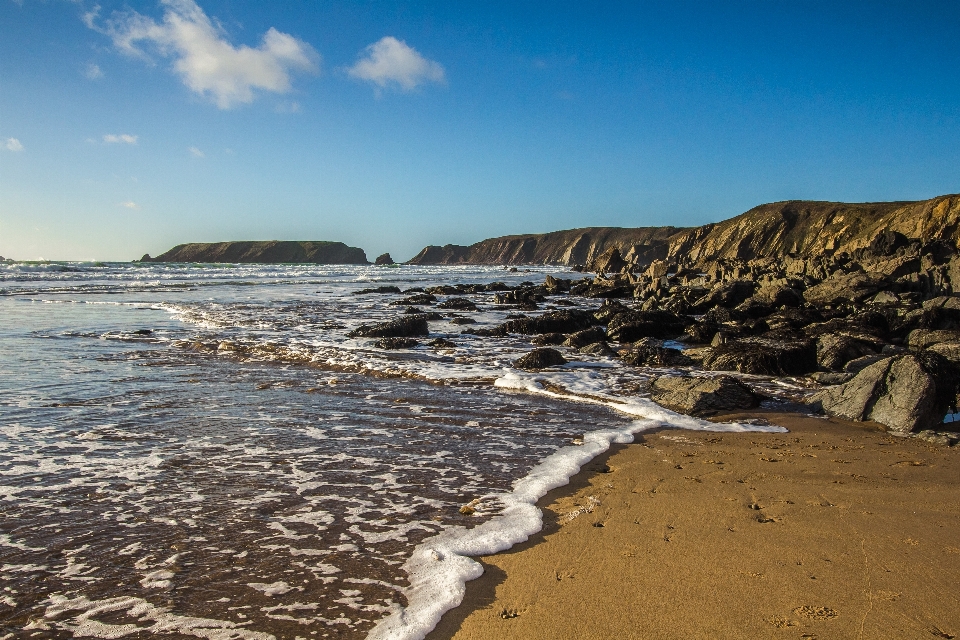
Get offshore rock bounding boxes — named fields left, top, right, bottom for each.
left=355, top=285, right=402, bottom=295
left=436, top=297, right=479, bottom=311
left=347, top=315, right=430, bottom=338
left=619, top=338, right=691, bottom=367
left=375, top=337, right=419, bottom=349
left=499, top=310, right=597, bottom=335
left=513, top=348, right=568, bottom=370
left=562, top=327, right=607, bottom=349
left=531, top=333, right=567, bottom=346
left=375, top=253, right=395, bottom=265
left=144, top=240, right=369, bottom=264
left=650, top=375, right=759, bottom=416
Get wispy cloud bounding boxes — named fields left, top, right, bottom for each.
left=88, top=0, right=319, bottom=109
left=120, top=201, right=140, bottom=210
left=103, top=134, right=138, bottom=144
left=4, top=138, right=24, bottom=152
left=347, top=37, right=445, bottom=92
left=189, top=146, right=204, bottom=157
left=85, top=62, right=104, bottom=79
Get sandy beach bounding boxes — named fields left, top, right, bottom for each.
left=430, top=412, right=960, bottom=640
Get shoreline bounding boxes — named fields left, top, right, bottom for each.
left=426, top=411, right=960, bottom=640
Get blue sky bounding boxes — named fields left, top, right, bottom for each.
left=2, top=1, right=959, bottom=261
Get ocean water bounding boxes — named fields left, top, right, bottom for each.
left=0, top=262, right=787, bottom=640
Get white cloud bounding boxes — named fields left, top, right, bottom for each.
left=4, top=138, right=24, bottom=152
left=85, top=63, right=104, bottom=79
left=120, top=201, right=140, bottom=210
left=189, top=146, right=204, bottom=157
left=90, top=0, right=319, bottom=109
left=347, top=36, right=445, bottom=92
left=103, top=134, right=138, bottom=144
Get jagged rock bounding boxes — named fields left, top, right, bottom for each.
left=390, top=294, right=437, bottom=306
left=927, top=341, right=960, bottom=364
left=870, top=291, right=900, bottom=305
left=907, top=329, right=960, bottom=350
left=816, top=333, right=878, bottom=371
left=356, top=285, right=402, bottom=295
left=532, top=332, right=566, bottom=346
left=810, top=371, right=854, bottom=385
left=543, top=275, right=572, bottom=293
left=619, top=338, right=692, bottom=367
left=606, top=310, right=687, bottom=342
left=593, top=299, right=632, bottom=324
left=428, top=338, right=457, bottom=349
left=499, top=309, right=597, bottom=335
left=844, top=354, right=889, bottom=374
left=513, top=348, right=568, bottom=370
left=691, top=280, right=757, bottom=311
left=803, top=272, right=886, bottom=306
left=375, top=253, right=395, bottom=265
left=375, top=337, right=419, bottom=349
left=752, top=285, right=803, bottom=308
left=735, top=297, right=774, bottom=319
left=563, top=327, right=607, bottom=348
left=811, top=354, right=958, bottom=433
left=866, top=230, right=910, bottom=257
left=589, top=247, right=627, bottom=274
left=684, top=321, right=721, bottom=344
left=348, top=315, right=430, bottom=338
left=436, top=297, right=478, bottom=311
left=650, top=375, right=759, bottom=416
left=579, top=342, right=616, bottom=356
left=703, top=338, right=818, bottom=376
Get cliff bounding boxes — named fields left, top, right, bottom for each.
left=141, top=241, right=369, bottom=264
left=406, top=195, right=960, bottom=269
left=406, top=226, right=684, bottom=267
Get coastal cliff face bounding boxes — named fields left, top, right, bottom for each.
left=407, top=195, right=960, bottom=268
left=141, top=241, right=369, bottom=264
left=406, top=226, right=684, bottom=267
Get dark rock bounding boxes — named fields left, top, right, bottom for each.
left=425, top=285, right=460, bottom=295
left=513, top=348, right=568, bottom=370
left=811, top=354, right=959, bottom=433
left=593, top=299, right=632, bottom=325
left=375, top=337, right=419, bottom=349
left=579, top=341, right=616, bottom=356
left=844, top=354, right=889, bottom=374
left=402, top=306, right=425, bottom=314
left=500, top=309, right=598, bottom=335
left=809, top=371, right=854, bottom=385
left=348, top=315, right=430, bottom=338
left=436, top=297, right=478, bottom=311
left=907, top=329, right=960, bottom=350
left=692, top=280, right=757, bottom=311
left=804, top=272, right=886, bottom=306
left=462, top=327, right=507, bottom=337
left=867, top=230, right=910, bottom=258
left=927, top=341, right=960, bottom=364
left=702, top=306, right=747, bottom=325
left=620, top=338, right=692, bottom=367
left=375, top=253, right=395, bottom=265
left=390, top=294, right=437, bottom=306
left=543, top=275, right=572, bottom=293
left=133, top=329, right=153, bottom=335
left=532, top=333, right=567, bottom=346
left=735, top=297, right=773, bottom=319
left=563, top=327, right=607, bottom=348
left=703, top=338, right=818, bottom=376
left=428, top=338, right=457, bottom=349
left=449, top=317, right=477, bottom=325
left=752, top=285, right=803, bottom=308
left=607, top=310, right=687, bottom=342
left=650, top=375, right=760, bottom=416
left=356, top=285, right=402, bottom=295
left=684, top=321, right=721, bottom=344
left=816, top=333, right=878, bottom=371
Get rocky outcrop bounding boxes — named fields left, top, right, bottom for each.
left=347, top=315, right=431, bottom=338
left=513, top=348, right=568, bottom=370
left=142, top=241, right=369, bottom=264
left=375, top=253, right=395, bottom=265
left=810, top=354, right=957, bottom=433
left=650, top=375, right=759, bottom=416
left=405, top=195, right=960, bottom=272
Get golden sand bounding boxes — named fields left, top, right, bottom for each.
left=430, top=413, right=960, bottom=640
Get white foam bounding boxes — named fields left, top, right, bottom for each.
left=366, top=370, right=786, bottom=640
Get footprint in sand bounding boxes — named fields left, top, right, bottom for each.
left=793, top=605, right=838, bottom=621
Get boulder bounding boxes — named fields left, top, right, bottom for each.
left=428, top=338, right=457, bottom=349
left=531, top=332, right=566, bottom=346
left=375, top=253, right=395, bottom=265
left=803, top=272, right=885, bottom=306
left=563, top=327, right=607, bottom=349
left=375, top=337, right=419, bottom=349
left=606, top=310, right=687, bottom=342
left=390, top=294, right=437, bottom=306
left=513, top=348, right=568, bottom=370
left=703, top=338, right=818, bottom=376
left=811, top=354, right=959, bottom=433
left=589, top=247, right=627, bottom=274
left=592, top=299, right=632, bottom=324
left=691, top=280, right=757, bottom=311
left=816, top=333, right=877, bottom=371
left=500, top=309, right=597, bottom=335
left=436, top=297, right=478, bottom=311
left=650, top=375, right=759, bottom=416
left=579, top=342, right=616, bottom=356
left=355, top=285, right=402, bottom=294
left=907, top=329, right=960, bottom=350
left=348, top=315, right=430, bottom=338
left=752, top=285, right=803, bottom=308
left=620, top=338, right=692, bottom=367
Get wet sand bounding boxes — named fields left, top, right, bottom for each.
left=429, top=412, right=960, bottom=640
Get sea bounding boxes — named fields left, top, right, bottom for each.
left=0, top=262, right=788, bottom=640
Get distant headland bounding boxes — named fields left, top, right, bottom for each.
left=139, top=241, right=369, bottom=264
